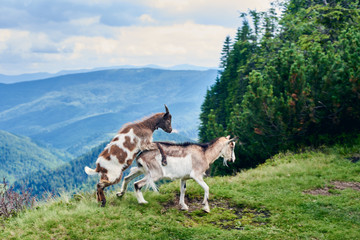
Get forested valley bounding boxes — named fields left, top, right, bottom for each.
left=199, top=0, right=360, bottom=175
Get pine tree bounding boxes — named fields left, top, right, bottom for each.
left=219, top=36, right=232, bottom=69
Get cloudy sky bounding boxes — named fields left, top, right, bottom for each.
left=0, top=0, right=272, bottom=75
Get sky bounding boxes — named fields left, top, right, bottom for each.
left=0, top=0, right=273, bottom=75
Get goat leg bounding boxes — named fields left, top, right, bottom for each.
left=97, top=183, right=107, bottom=207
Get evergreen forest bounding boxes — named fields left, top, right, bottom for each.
left=199, top=0, right=360, bottom=175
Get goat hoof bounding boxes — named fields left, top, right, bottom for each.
left=116, top=192, right=124, bottom=198
left=202, top=206, right=210, bottom=213
left=180, top=205, right=189, bottom=211
left=139, top=200, right=148, bottom=204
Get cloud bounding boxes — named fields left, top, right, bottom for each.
left=143, top=0, right=273, bottom=27
left=30, top=33, right=60, bottom=54
left=0, top=0, right=273, bottom=75
left=0, top=7, right=29, bottom=28
left=99, top=11, right=139, bottom=27
left=0, top=29, right=31, bottom=61
left=0, top=21, right=234, bottom=74
left=139, top=14, right=156, bottom=24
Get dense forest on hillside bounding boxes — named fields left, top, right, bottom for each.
left=12, top=142, right=107, bottom=197
left=0, top=130, right=70, bottom=183
left=200, top=0, right=360, bottom=175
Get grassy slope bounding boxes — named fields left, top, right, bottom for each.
left=1, top=142, right=359, bottom=240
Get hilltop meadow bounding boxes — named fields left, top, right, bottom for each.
left=1, top=139, right=359, bottom=239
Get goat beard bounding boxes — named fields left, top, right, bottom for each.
left=223, top=158, right=229, bottom=167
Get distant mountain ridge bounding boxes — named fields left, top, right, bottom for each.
left=0, top=65, right=218, bottom=84
left=0, top=67, right=217, bottom=156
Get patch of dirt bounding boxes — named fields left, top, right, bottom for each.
left=161, top=195, right=270, bottom=230
left=304, top=181, right=360, bottom=196
left=347, top=155, right=360, bottom=163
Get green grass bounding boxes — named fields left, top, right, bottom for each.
left=1, top=142, right=360, bottom=240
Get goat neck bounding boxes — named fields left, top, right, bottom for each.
left=204, top=138, right=226, bottom=165
left=140, top=113, right=164, bottom=132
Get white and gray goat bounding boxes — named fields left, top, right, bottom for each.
left=117, top=136, right=238, bottom=213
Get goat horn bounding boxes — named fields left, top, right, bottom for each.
left=229, top=136, right=239, bottom=142
left=164, top=104, right=169, bottom=113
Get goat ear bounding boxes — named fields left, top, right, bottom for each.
left=226, top=135, right=231, bottom=139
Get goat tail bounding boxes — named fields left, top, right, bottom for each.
left=84, top=166, right=98, bottom=176
left=140, top=160, right=158, bottom=192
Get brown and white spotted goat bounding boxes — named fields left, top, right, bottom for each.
left=84, top=105, right=172, bottom=207
left=117, top=136, right=238, bottom=213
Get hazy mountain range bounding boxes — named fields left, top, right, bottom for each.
left=0, top=65, right=218, bottom=84
left=0, top=67, right=218, bottom=156
left=0, top=67, right=217, bottom=188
